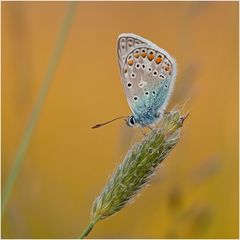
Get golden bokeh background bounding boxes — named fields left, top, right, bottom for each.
left=2, top=1, right=238, bottom=238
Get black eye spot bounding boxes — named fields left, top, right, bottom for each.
left=133, top=96, right=138, bottom=101
left=145, top=91, right=149, bottom=95
left=153, top=71, right=158, bottom=76
left=127, top=82, right=132, bottom=88
left=159, top=74, right=165, bottom=79
left=141, top=64, right=146, bottom=69
left=142, top=49, right=146, bottom=52
left=136, top=63, right=140, bottom=69
left=152, top=91, right=156, bottom=95
left=148, top=67, right=152, bottom=72
left=131, top=73, right=136, bottom=78
left=165, top=84, right=168, bottom=88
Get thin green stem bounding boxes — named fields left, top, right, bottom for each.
left=2, top=2, right=77, bottom=215
left=79, top=217, right=100, bottom=239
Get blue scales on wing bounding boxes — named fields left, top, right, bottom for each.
left=117, top=33, right=177, bottom=126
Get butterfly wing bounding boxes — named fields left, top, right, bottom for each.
left=117, top=33, right=148, bottom=69
left=117, top=33, right=177, bottom=119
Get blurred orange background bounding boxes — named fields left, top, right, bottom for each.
left=2, top=1, right=238, bottom=238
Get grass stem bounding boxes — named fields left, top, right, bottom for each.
left=2, top=2, right=77, bottom=215
left=78, top=110, right=187, bottom=238
left=79, top=217, right=100, bottom=239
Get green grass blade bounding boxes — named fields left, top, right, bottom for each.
left=2, top=2, right=77, bottom=215
left=79, top=110, right=188, bottom=238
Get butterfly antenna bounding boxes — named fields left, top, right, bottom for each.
left=92, top=116, right=129, bottom=129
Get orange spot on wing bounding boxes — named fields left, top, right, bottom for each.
left=141, top=52, right=147, bottom=58
left=128, top=59, right=134, bottom=66
left=164, top=66, right=170, bottom=71
left=156, top=56, right=163, bottom=64
left=148, top=53, right=155, bottom=61
left=134, top=53, right=140, bottom=58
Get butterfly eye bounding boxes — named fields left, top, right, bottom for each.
left=130, top=117, right=135, bottom=125
left=133, top=96, right=138, bottom=101
left=131, top=72, right=136, bottom=78
left=127, top=116, right=136, bottom=127
left=153, top=70, right=158, bottom=76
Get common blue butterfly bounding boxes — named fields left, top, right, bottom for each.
left=92, top=33, right=176, bottom=129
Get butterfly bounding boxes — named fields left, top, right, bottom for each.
left=92, top=33, right=176, bottom=129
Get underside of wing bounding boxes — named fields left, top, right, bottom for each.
left=117, top=33, right=149, bottom=69
left=117, top=34, right=177, bottom=118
